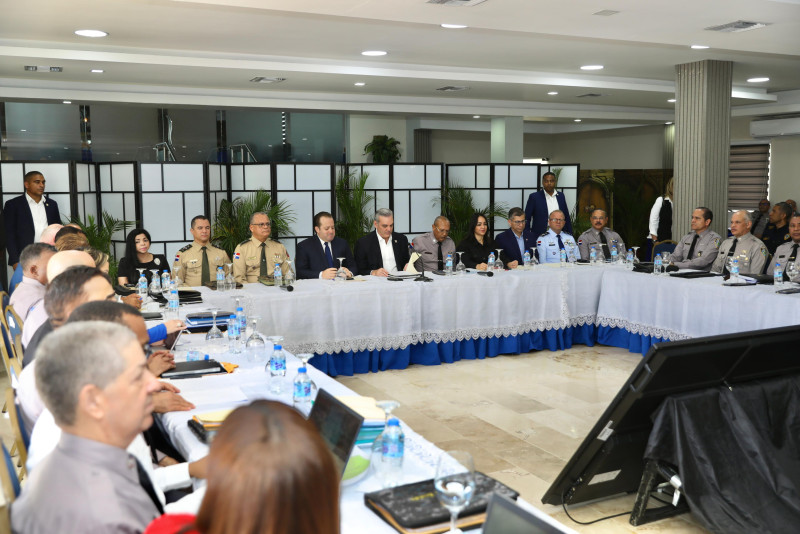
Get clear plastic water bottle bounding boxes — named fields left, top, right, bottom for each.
left=137, top=272, right=148, bottom=297
left=487, top=252, right=495, bottom=270
left=523, top=250, right=531, bottom=268
left=611, top=241, right=619, bottom=264
left=293, top=366, right=312, bottom=406
left=216, top=266, right=225, bottom=290
left=167, top=286, right=180, bottom=318
left=626, top=249, right=634, bottom=270
left=731, top=258, right=740, bottom=280
left=236, top=306, right=247, bottom=334
left=445, top=253, right=453, bottom=275
left=227, top=318, right=241, bottom=353
left=590, top=246, right=597, bottom=265
left=654, top=253, right=663, bottom=275
left=273, top=260, right=283, bottom=286
left=379, top=418, right=405, bottom=488
left=269, top=344, right=286, bottom=394
left=161, top=270, right=170, bottom=288
left=774, top=262, right=784, bottom=285
left=559, top=248, right=567, bottom=268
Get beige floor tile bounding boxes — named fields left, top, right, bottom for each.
left=433, top=438, right=515, bottom=473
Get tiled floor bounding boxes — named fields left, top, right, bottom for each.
left=336, top=345, right=711, bottom=533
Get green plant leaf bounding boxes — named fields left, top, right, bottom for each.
left=433, top=183, right=509, bottom=245
left=211, top=189, right=296, bottom=258
left=335, top=167, right=374, bottom=249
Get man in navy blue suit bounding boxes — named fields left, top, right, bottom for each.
left=295, top=211, right=358, bottom=279
left=524, top=171, right=572, bottom=238
left=354, top=208, right=410, bottom=276
left=4, top=171, right=61, bottom=268
left=495, top=207, right=536, bottom=268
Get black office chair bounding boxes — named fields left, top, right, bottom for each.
left=652, top=240, right=677, bottom=260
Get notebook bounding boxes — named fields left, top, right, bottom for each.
left=307, top=388, right=365, bottom=477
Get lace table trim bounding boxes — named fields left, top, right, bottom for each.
left=595, top=316, right=690, bottom=341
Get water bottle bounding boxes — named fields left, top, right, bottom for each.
left=731, top=258, right=740, bottom=280
left=227, top=318, right=241, bottom=353
left=380, top=418, right=405, bottom=488
left=559, top=248, right=567, bottom=268
left=236, top=305, right=247, bottom=334
left=216, top=266, right=225, bottom=290
left=137, top=272, right=148, bottom=297
left=293, top=367, right=312, bottom=406
left=654, top=253, right=663, bottom=275
left=445, top=253, right=453, bottom=275
left=611, top=241, right=619, bottom=264
left=774, top=262, right=783, bottom=285
left=167, top=286, right=180, bottom=318
left=273, top=260, right=283, bottom=286
left=269, top=344, right=286, bottom=394
left=523, top=250, right=531, bottom=268
left=487, top=252, right=495, bottom=270
left=161, top=270, right=170, bottom=288
left=590, top=246, right=597, bottom=265
left=626, top=249, right=634, bottom=270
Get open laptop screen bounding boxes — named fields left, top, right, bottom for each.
left=307, top=388, right=365, bottom=477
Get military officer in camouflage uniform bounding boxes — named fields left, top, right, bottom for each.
left=173, top=215, right=230, bottom=286
left=666, top=207, right=721, bottom=271
left=233, top=211, right=289, bottom=284
left=577, top=209, right=625, bottom=261
left=710, top=210, right=769, bottom=275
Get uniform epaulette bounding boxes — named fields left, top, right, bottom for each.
left=239, top=239, right=250, bottom=245
left=178, top=244, right=192, bottom=252
left=540, top=232, right=549, bottom=237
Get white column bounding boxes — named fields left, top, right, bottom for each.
left=491, top=117, right=523, bottom=163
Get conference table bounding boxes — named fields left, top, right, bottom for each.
left=194, top=264, right=800, bottom=376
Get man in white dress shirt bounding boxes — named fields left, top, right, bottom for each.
left=8, top=243, right=56, bottom=320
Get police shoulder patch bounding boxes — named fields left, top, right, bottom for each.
left=713, top=238, right=720, bottom=247
left=762, top=248, right=768, bottom=258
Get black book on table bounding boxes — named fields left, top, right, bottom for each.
left=161, top=359, right=226, bottom=379
left=364, top=471, right=518, bottom=534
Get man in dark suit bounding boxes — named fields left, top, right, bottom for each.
left=524, top=171, right=572, bottom=237
left=4, top=170, right=61, bottom=268
left=354, top=208, right=410, bottom=276
left=494, top=207, right=536, bottom=268
left=295, top=211, right=358, bottom=279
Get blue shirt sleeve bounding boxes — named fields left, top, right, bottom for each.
left=148, top=324, right=167, bottom=344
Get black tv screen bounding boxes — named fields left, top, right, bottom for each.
left=542, top=324, right=800, bottom=506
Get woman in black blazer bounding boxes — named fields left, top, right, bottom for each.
left=456, top=213, right=496, bottom=270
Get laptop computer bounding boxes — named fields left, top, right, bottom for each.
left=307, top=388, right=365, bottom=477
left=483, top=494, right=577, bottom=534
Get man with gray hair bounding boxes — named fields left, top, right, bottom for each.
left=354, top=208, right=410, bottom=276
left=232, top=211, right=289, bottom=283
left=411, top=215, right=456, bottom=272
left=8, top=243, right=56, bottom=320
left=711, top=210, right=769, bottom=275
left=11, top=321, right=163, bottom=533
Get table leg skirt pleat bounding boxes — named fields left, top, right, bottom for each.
left=310, top=323, right=598, bottom=377
left=597, top=326, right=668, bottom=355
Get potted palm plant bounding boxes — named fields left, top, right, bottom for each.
left=434, top=184, right=509, bottom=246
left=363, top=135, right=401, bottom=164
left=334, top=167, right=374, bottom=250
left=211, top=189, right=295, bottom=258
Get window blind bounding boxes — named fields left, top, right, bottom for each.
left=728, top=144, right=770, bottom=210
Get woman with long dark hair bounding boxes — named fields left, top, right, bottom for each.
left=117, top=228, right=170, bottom=285
left=145, top=401, right=340, bottom=534
left=457, top=213, right=496, bottom=270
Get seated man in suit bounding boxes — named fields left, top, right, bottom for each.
left=494, top=207, right=536, bottom=268
left=525, top=171, right=573, bottom=237
left=354, top=208, right=410, bottom=276
left=11, top=321, right=163, bottom=534
left=295, top=211, right=357, bottom=279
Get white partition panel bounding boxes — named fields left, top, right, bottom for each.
left=295, top=165, right=328, bottom=190
left=448, top=165, right=476, bottom=188
left=394, top=191, right=411, bottom=234
left=410, top=190, right=441, bottom=234
left=207, top=163, right=227, bottom=221
left=394, top=165, right=425, bottom=189
left=74, top=163, right=98, bottom=224
left=142, top=193, right=185, bottom=242
left=230, top=165, right=245, bottom=191
left=163, top=164, right=204, bottom=192
left=0, top=163, right=25, bottom=193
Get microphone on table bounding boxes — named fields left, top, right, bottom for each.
left=279, top=284, right=294, bottom=292
left=476, top=270, right=494, bottom=277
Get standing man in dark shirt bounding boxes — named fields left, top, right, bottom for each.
left=751, top=198, right=771, bottom=238
left=761, top=202, right=792, bottom=255
left=4, top=170, right=61, bottom=269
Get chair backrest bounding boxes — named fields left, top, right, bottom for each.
left=5, top=307, right=23, bottom=350
left=653, top=240, right=677, bottom=259
left=0, top=291, right=9, bottom=315
left=0, top=441, right=21, bottom=504
left=0, top=313, right=22, bottom=386
left=6, top=389, right=30, bottom=472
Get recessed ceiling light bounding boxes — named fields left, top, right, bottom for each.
left=690, top=45, right=710, bottom=49
left=20, top=129, right=26, bottom=132
left=354, top=82, right=366, bottom=86
left=63, top=100, right=72, bottom=104
left=473, top=115, right=480, bottom=119
left=666, top=122, right=673, bottom=125
left=250, top=76, right=286, bottom=84
left=547, top=91, right=559, bottom=95
left=668, top=98, right=677, bottom=103
left=441, top=23, right=467, bottom=29
left=63, top=147, right=69, bottom=150
left=747, top=77, right=770, bottom=83
left=91, top=69, right=104, bottom=73
left=75, top=29, right=107, bottom=38
left=574, top=119, right=582, bottom=122
left=361, top=50, right=387, bottom=57
left=302, top=138, right=308, bottom=141
left=580, top=65, right=604, bottom=70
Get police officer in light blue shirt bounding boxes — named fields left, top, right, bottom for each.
left=537, top=210, right=580, bottom=263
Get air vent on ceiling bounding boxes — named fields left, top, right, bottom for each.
left=436, top=85, right=470, bottom=92
left=24, top=66, right=62, bottom=72
left=249, top=76, right=286, bottom=84
left=426, top=0, right=488, bottom=6
left=593, top=10, right=619, bottom=16
left=577, top=93, right=603, bottom=98
left=705, top=20, right=771, bottom=32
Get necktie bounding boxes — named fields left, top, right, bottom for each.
left=260, top=242, right=268, bottom=278
left=789, top=243, right=799, bottom=263
left=598, top=231, right=611, bottom=259
left=201, top=246, right=210, bottom=285
left=134, top=457, right=164, bottom=515
left=437, top=241, right=443, bottom=270
left=722, top=238, right=738, bottom=276
left=686, top=234, right=699, bottom=260
left=324, top=242, right=334, bottom=268
left=557, top=234, right=565, bottom=250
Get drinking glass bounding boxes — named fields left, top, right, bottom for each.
left=434, top=451, right=476, bottom=534
left=173, top=264, right=182, bottom=286
left=631, top=246, right=641, bottom=264
left=786, top=262, right=799, bottom=282
left=494, top=249, right=504, bottom=271
left=296, top=353, right=317, bottom=390
left=224, top=262, right=234, bottom=290
left=335, top=257, right=347, bottom=281
left=455, top=252, right=466, bottom=275
left=205, top=307, right=223, bottom=342
left=149, top=268, right=161, bottom=290
left=530, top=248, right=538, bottom=269
left=245, top=316, right=266, bottom=361
left=284, top=258, right=295, bottom=285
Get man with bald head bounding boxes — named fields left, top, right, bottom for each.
left=9, top=243, right=57, bottom=321
left=21, top=249, right=95, bottom=348
left=711, top=210, right=769, bottom=275
left=411, top=215, right=456, bottom=272
left=7, top=223, right=63, bottom=295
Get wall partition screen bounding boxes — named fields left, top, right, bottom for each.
left=98, top=162, right=139, bottom=261
left=274, top=163, right=334, bottom=261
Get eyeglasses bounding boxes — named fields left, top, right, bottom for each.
left=510, top=219, right=526, bottom=225
left=252, top=222, right=271, bottom=228
left=434, top=226, right=449, bottom=234
left=549, top=218, right=565, bottom=223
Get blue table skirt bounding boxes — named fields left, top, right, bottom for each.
left=310, top=323, right=597, bottom=377
left=596, top=325, right=669, bottom=356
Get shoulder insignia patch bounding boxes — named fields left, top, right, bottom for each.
left=762, top=248, right=768, bottom=258
left=178, top=244, right=192, bottom=252
left=537, top=239, right=542, bottom=245
left=713, top=238, right=720, bottom=247
left=233, top=252, right=241, bottom=260
left=578, top=239, right=583, bottom=246
left=540, top=232, right=549, bottom=237
left=174, top=254, right=181, bottom=263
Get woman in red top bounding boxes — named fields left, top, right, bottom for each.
left=146, top=400, right=340, bottom=534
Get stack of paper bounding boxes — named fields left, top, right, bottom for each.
left=336, top=395, right=388, bottom=446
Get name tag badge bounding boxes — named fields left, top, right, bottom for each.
left=548, top=242, right=555, bottom=247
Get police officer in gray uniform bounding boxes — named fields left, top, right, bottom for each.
left=767, top=212, right=800, bottom=279
left=537, top=210, right=580, bottom=263
left=710, top=210, right=769, bottom=275
left=577, top=209, right=625, bottom=261
left=666, top=207, right=721, bottom=271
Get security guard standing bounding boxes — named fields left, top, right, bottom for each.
left=536, top=210, right=580, bottom=263
left=233, top=211, right=288, bottom=284
left=710, top=210, right=769, bottom=275
left=173, top=215, right=230, bottom=286
left=577, top=209, right=625, bottom=261
left=666, top=207, right=721, bottom=271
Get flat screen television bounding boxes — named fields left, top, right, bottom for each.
left=542, top=324, right=800, bottom=506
